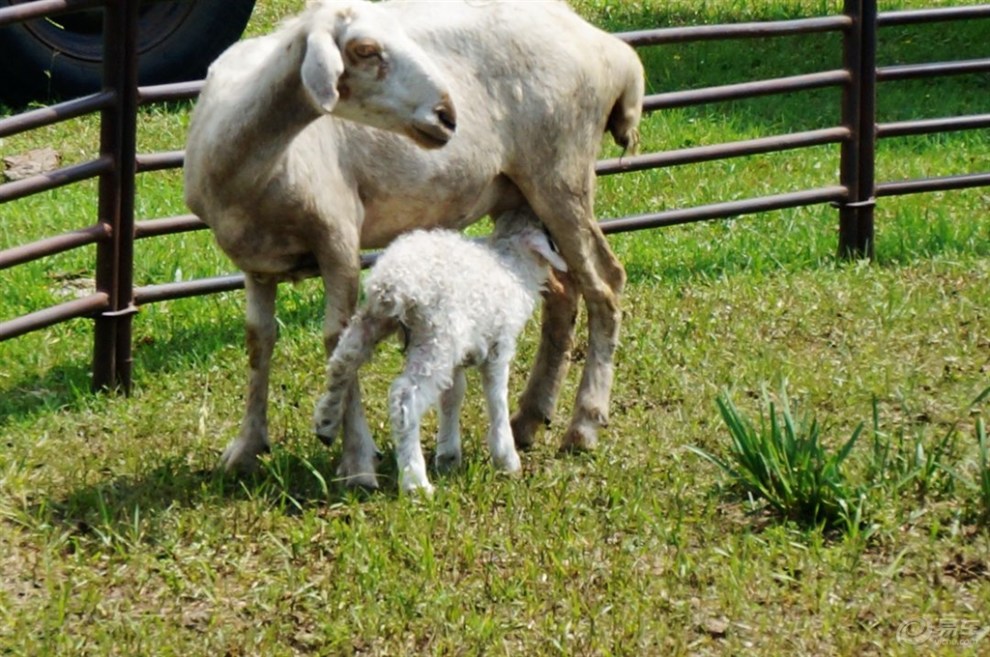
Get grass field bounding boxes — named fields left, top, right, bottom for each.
left=2, top=1, right=989, bottom=654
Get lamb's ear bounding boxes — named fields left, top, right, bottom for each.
left=523, top=231, right=569, bottom=273
left=301, top=30, right=345, bottom=113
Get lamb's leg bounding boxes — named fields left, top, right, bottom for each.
left=389, top=348, right=446, bottom=496
left=435, top=367, right=466, bottom=473
left=317, top=254, right=382, bottom=489
left=221, top=274, right=278, bottom=473
left=481, top=356, right=522, bottom=474
left=520, top=170, right=626, bottom=451
left=511, top=270, right=579, bottom=449
left=314, top=312, right=395, bottom=488
left=313, top=312, right=393, bottom=443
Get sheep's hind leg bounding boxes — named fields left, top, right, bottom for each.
left=481, top=356, right=522, bottom=475
left=521, top=173, right=626, bottom=452
left=337, top=378, right=383, bottom=489
left=221, top=274, right=278, bottom=473
left=511, top=270, right=579, bottom=450
left=435, top=367, right=466, bottom=473
left=562, top=222, right=625, bottom=451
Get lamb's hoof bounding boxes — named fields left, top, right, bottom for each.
left=313, top=401, right=339, bottom=447
left=493, top=450, right=522, bottom=475
left=220, top=438, right=270, bottom=474
left=434, top=450, right=462, bottom=473
left=559, top=423, right=598, bottom=452
left=314, top=427, right=336, bottom=447
left=401, top=480, right=435, bottom=498
left=510, top=411, right=549, bottom=451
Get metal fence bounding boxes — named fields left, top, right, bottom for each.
left=1, top=0, right=988, bottom=394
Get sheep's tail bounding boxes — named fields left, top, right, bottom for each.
left=606, top=47, right=646, bottom=155
left=314, top=311, right=395, bottom=444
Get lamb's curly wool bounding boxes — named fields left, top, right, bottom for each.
left=315, top=210, right=566, bottom=494
left=184, top=0, right=644, bottom=487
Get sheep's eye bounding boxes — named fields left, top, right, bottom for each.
left=349, top=39, right=381, bottom=60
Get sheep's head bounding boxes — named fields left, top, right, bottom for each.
left=300, top=0, right=457, bottom=148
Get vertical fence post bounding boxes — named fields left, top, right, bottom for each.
left=838, top=0, right=878, bottom=259
left=92, top=0, right=138, bottom=392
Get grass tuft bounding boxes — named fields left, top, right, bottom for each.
left=690, top=385, right=864, bottom=530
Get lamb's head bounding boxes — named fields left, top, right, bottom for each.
left=299, top=0, right=457, bottom=148
left=492, top=210, right=569, bottom=285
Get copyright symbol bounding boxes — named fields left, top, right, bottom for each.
left=897, top=618, right=931, bottom=644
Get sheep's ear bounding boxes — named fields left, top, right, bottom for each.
left=301, top=30, right=345, bottom=113
left=524, top=231, right=569, bottom=273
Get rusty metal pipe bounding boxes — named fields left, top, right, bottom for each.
left=600, top=186, right=849, bottom=235
left=878, top=113, right=990, bottom=139
left=618, top=16, right=851, bottom=46
left=0, top=224, right=111, bottom=270
left=877, top=172, right=990, bottom=197
left=0, top=0, right=102, bottom=27
left=879, top=5, right=990, bottom=26
left=135, top=151, right=184, bottom=173
left=0, top=92, right=114, bottom=138
left=134, top=214, right=206, bottom=239
left=597, top=127, right=850, bottom=176
left=643, top=70, right=851, bottom=113
left=879, top=58, right=990, bottom=81
left=0, top=156, right=115, bottom=203
left=0, top=293, right=109, bottom=341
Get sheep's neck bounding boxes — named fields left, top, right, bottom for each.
left=200, top=37, right=323, bottom=198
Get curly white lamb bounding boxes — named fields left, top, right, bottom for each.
left=315, top=209, right=568, bottom=494
left=184, top=0, right=644, bottom=488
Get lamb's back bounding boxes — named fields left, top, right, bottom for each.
left=364, top=230, right=532, bottom=333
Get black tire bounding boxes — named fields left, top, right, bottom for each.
left=0, top=0, right=256, bottom=106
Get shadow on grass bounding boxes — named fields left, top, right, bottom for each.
left=34, top=446, right=396, bottom=545
left=0, top=293, right=321, bottom=426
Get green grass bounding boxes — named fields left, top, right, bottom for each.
left=689, top=385, right=865, bottom=529
left=2, top=0, right=990, bottom=654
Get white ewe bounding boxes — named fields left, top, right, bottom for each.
left=183, top=0, right=644, bottom=487
left=315, top=210, right=568, bottom=493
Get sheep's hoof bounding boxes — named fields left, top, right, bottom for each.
left=220, top=438, right=270, bottom=474
left=336, top=457, right=380, bottom=490
left=510, top=411, right=549, bottom=451
left=559, top=423, right=598, bottom=452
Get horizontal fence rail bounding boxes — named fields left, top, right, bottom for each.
left=0, top=0, right=988, bottom=394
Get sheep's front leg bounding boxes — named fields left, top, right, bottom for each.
left=511, top=271, right=579, bottom=449
left=481, top=356, right=522, bottom=475
left=221, top=274, right=277, bottom=473
left=435, top=367, right=467, bottom=473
